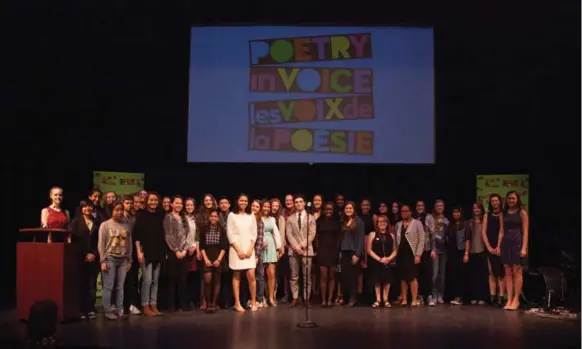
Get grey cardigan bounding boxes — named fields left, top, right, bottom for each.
left=395, top=219, right=426, bottom=257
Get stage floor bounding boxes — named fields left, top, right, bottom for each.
left=1, top=306, right=580, bottom=349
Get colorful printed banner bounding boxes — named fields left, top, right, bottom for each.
left=93, top=171, right=145, bottom=196
left=476, top=174, right=529, bottom=212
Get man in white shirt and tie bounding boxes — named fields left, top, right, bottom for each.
left=286, top=194, right=316, bottom=308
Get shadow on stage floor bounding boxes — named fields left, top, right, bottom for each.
left=0, top=306, right=580, bottom=349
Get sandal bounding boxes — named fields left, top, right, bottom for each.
left=372, top=301, right=380, bottom=308
left=335, top=296, right=344, bottom=306
left=384, top=302, right=391, bottom=308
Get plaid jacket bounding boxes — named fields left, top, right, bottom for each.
left=254, top=219, right=265, bottom=257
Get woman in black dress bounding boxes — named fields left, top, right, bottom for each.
left=481, top=193, right=506, bottom=306
left=316, top=202, right=341, bottom=307
left=367, top=215, right=397, bottom=308
left=501, top=191, right=529, bottom=311
left=395, top=204, right=425, bottom=307
left=200, top=209, right=228, bottom=313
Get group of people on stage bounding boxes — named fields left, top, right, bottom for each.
left=40, top=186, right=529, bottom=320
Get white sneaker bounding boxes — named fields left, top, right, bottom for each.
left=437, top=297, right=444, bottom=304
left=129, top=305, right=141, bottom=315
left=451, top=298, right=462, bottom=305
left=428, top=296, right=436, bottom=306
left=470, top=300, right=477, bottom=305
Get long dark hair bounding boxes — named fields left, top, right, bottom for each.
left=451, top=206, right=464, bottom=222
left=146, top=191, right=161, bottom=213
left=199, top=194, right=217, bottom=213
left=503, top=190, right=524, bottom=213
left=390, top=201, right=401, bottom=224
left=184, top=197, right=196, bottom=217
left=488, top=193, right=503, bottom=213
left=251, top=199, right=262, bottom=223
left=171, top=195, right=189, bottom=234
left=472, top=201, right=485, bottom=221
left=342, top=201, right=358, bottom=228
left=235, top=193, right=251, bottom=214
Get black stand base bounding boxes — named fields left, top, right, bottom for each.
left=297, top=320, right=318, bottom=328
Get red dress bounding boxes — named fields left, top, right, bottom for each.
left=46, top=207, right=69, bottom=229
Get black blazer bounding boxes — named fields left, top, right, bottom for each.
left=74, top=205, right=107, bottom=226
left=70, top=216, right=99, bottom=258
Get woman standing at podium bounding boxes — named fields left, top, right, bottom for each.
left=71, top=200, right=100, bottom=319
left=40, top=186, right=70, bottom=243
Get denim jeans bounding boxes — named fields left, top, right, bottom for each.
left=101, top=256, right=129, bottom=312
left=141, top=262, right=161, bottom=306
left=432, top=252, right=447, bottom=299
left=256, top=257, right=265, bottom=302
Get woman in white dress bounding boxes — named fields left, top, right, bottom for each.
left=227, top=194, right=258, bottom=312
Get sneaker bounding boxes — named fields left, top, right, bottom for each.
left=117, top=309, right=124, bottom=318
left=105, top=312, right=118, bottom=320
left=80, top=314, right=87, bottom=320
left=129, top=305, right=141, bottom=315
left=88, top=312, right=97, bottom=319
left=470, top=300, right=477, bottom=305
left=428, top=296, right=436, bottom=307
left=451, top=298, right=462, bottom=305
left=437, top=297, right=444, bottom=304
left=478, top=300, right=486, bottom=305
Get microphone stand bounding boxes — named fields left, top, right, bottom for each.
left=297, top=203, right=317, bottom=328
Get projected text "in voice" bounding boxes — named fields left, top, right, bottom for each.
left=248, top=95, right=374, bottom=125
left=249, top=67, right=373, bottom=94
left=249, top=33, right=372, bottom=65
left=249, top=126, right=374, bottom=155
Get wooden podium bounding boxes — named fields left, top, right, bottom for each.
left=17, top=228, right=80, bottom=322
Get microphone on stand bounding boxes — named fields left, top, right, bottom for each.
left=297, top=201, right=317, bottom=328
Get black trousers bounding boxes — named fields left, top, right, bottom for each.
left=276, top=256, right=290, bottom=300
left=418, top=251, right=433, bottom=298
left=469, top=252, right=489, bottom=301
left=79, top=261, right=99, bottom=313
left=167, top=253, right=189, bottom=310
left=186, top=271, right=201, bottom=306
left=448, top=249, right=469, bottom=300
left=124, top=260, right=140, bottom=308
left=340, top=251, right=360, bottom=301
left=220, top=269, right=234, bottom=307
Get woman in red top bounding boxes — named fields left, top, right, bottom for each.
left=40, top=186, right=70, bottom=243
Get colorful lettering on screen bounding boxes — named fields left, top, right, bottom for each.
left=247, top=32, right=375, bottom=156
